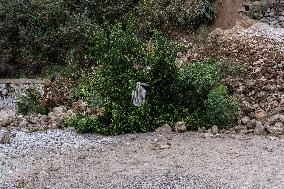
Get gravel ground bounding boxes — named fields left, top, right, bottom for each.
left=1, top=128, right=284, bottom=189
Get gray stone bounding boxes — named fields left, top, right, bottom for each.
left=0, top=131, right=11, bottom=144
left=211, top=125, right=219, bottom=135
left=275, top=122, right=284, bottom=128
left=173, top=121, right=187, bottom=133
left=155, top=124, right=172, bottom=133
left=254, top=121, right=267, bottom=135
left=1, top=119, right=11, bottom=127
left=19, top=119, right=28, bottom=127
left=241, top=117, right=250, bottom=125
left=52, top=106, right=66, bottom=117
left=235, top=125, right=246, bottom=132
left=198, top=127, right=206, bottom=133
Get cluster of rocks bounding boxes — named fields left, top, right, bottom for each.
left=241, top=0, right=284, bottom=28
left=0, top=99, right=98, bottom=129
left=208, top=23, right=284, bottom=135
left=0, top=106, right=73, bottom=132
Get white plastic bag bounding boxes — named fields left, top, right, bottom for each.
left=132, top=82, right=149, bottom=107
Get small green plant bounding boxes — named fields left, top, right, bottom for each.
left=61, top=113, right=98, bottom=133
left=205, top=85, right=239, bottom=128
left=17, top=87, right=47, bottom=115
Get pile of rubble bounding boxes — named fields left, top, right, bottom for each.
left=0, top=106, right=72, bottom=132
left=209, top=23, right=284, bottom=135
left=0, top=100, right=98, bottom=133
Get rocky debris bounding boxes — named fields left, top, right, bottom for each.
left=205, top=23, right=284, bottom=136
left=0, top=106, right=74, bottom=131
left=267, top=125, right=283, bottom=135
left=198, top=127, right=207, bottom=133
left=241, top=0, right=284, bottom=28
left=173, top=121, right=187, bottom=133
left=0, top=109, right=16, bottom=127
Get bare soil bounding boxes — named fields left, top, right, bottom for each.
left=209, top=0, right=255, bottom=31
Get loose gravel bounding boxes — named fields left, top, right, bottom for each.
left=1, top=128, right=284, bottom=189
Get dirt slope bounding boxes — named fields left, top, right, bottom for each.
left=209, top=0, right=255, bottom=30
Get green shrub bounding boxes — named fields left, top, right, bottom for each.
left=61, top=113, right=98, bottom=133
left=178, top=61, right=220, bottom=111
left=17, top=87, right=48, bottom=115
left=205, top=85, right=239, bottom=128
left=0, top=0, right=215, bottom=76
left=0, top=0, right=97, bottom=75
left=61, top=23, right=238, bottom=135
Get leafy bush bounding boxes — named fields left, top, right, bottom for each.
left=17, top=77, right=74, bottom=115
left=61, top=113, right=98, bottom=133
left=205, top=85, right=239, bottom=128
left=17, top=87, right=48, bottom=115
left=0, top=0, right=97, bottom=75
left=0, top=0, right=215, bottom=76
left=62, top=23, right=238, bottom=135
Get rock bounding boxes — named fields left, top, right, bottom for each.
left=201, top=133, right=213, bottom=138
left=267, top=126, right=283, bottom=135
left=234, top=125, right=246, bottom=132
left=50, top=123, right=59, bottom=129
left=198, top=127, right=206, bottom=133
left=0, top=131, right=11, bottom=144
left=254, top=121, right=267, bottom=135
left=1, top=119, right=11, bottom=127
left=268, top=114, right=282, bottom=125
left=48, top=112, right=55, bottom=117
left=241, top=117, right=250, bottom=125
left=279, top=115, right=284, bottom=122
left=275, top=122, right=284, bottom=128
left=152, top=142, right=171, bottom=150
left=246, top=120, right=256, bottom=129
left=173, top=121, right=187, bottom=133
left=40, top=115, right=50, bottom=123
left=240, top=129, right=254, bottom=134
left=211, top=125, right=219, bottom=135
left=65, top=127, right=76, bottom=132
left=52, top=106, right=66, bottom=117
left=19, top=119, right=28, bottom=127
left=255, top=111, right=267, bottom=119
left=155, top=124, right=172, bottom=133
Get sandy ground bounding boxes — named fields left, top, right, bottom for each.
left=1, top=129, right=284, bottom=189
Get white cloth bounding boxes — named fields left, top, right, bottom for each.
left=132, top=82, right=149, bottom=107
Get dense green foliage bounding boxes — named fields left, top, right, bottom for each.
left=62, top=25, right=238, bottom=135
left=5, top=0, right=240, bottom=135
left=205, top=85, right=239, bottom=128
left=0, top=0, right=215, bottom=76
